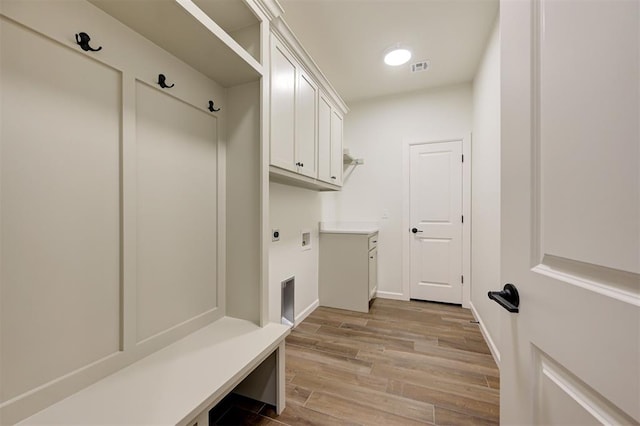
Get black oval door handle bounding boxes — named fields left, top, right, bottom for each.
left=488, top=283, right=519, bottom=313
left=411, top=228, right=423, bottom=234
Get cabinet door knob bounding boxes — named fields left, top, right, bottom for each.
left=331, top=176, right=336, bottom=179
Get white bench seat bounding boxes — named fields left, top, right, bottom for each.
left=19, top=318, right=290, bottom=426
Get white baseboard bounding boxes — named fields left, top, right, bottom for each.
left=376, top=291, right=408, bottom=301
left=295, top=299, right=319, bottom=327
left=469, top=301, right=501, bottom=367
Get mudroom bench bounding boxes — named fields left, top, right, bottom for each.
left=18, top=319, right=290, bottom=426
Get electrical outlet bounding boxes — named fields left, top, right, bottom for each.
left=272, top=229, right=280, bottom=242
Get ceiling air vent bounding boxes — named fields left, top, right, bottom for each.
left=411, top=60, right=430, bottom=73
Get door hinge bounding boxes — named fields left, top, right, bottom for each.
left=461, top=275, right=464, bottom=284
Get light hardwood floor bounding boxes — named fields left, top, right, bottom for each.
left=210, top=298, right=500, bottom=425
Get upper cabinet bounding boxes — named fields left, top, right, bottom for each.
left=270, top=39, right=296, bottom=170
left=270, top=38, right=318, bottom=178
left=317, top=94, right=343, bottom=186
left=295, top=69, right=318, bottom=179
left=269, top=19, right=348, bottom=191
left=330, top=109, right=344, bottom=186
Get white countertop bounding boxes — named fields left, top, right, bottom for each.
left=319, top=221, right=379, bottom=235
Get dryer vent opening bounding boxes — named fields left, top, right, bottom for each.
left=281, top=277, right=294, bottom=327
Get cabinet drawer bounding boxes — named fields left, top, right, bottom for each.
left=368, top=233, right=378, bottom=251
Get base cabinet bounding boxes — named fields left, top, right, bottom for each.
left=319, top=231, right=378, bottom=313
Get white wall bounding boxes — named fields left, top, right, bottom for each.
left=269, top=182, right=321, bottom=324
left=470, top=18, right=501, bottom=364
left=321, top=84, right=473, bottom=298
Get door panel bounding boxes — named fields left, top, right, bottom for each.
left=317, top=96, right=332, bottom=183
left=409, top=141, right=462, bottom=303
left=539, top=0, right=639, bottom=273
left=135, top=81, right=218, bottom=343
left=500, top=0, right=639, bottom=423
left=0, top=17, right=121, bottom=401
left=415, top=151, right=452, bottom=222
left=368, top=247, right=378, bottom=300
left=295, top=70, right=317, bottom=178
left=330, top=111, right=343, bottom=185
left=270, top=41, right=295, bottom=171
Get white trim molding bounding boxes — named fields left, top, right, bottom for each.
left=375, top=291, right=408, bottom=301
left=470, top=301, right=501, bottom=366
left=402, top=134, right=472, bottom=307
left=295, top=299, right=319, bottom=327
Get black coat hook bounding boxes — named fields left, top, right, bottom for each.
left=75, top=32, right=102, bottom=52
left=208, top=100, right=221, bottom=112
left=158, top=74, right=175, bottom=89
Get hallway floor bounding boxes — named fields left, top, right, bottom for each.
left=211, top=298, right=499, bottom=425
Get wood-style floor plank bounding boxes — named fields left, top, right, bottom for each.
left=211, top=299, right=500, bottom=425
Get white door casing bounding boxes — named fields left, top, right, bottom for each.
left=409, top=141, right=463, bottom=304
left=500, top=0, right=639, bottom=424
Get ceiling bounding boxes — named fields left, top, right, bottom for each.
left=277, top=0, right=499, bottom=104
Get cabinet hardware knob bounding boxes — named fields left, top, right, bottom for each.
left=331, top=176, right=336, bottom=179
left=411, top=227, right=423, bottom=234
left=75, top=32, right=102, bottom=52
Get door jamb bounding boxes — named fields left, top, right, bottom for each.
left=401, top=133, right=472, bottom=308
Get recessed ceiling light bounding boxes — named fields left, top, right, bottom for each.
left=384, top=45, right=412, bottom=66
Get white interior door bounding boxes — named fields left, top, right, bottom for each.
left=409, top=141, right=462, bottom=304
left=500, top=0, right=639, bottom=424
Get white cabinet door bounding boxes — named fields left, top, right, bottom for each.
left=294, top=70, right=317, bottom=178
left=270, top=39, right=296, bottom=172
left=317, top=95, right=332, bottom=183
left=368, top=247, right=378, bottom=300
left=330, top=110, right=343, bottom=186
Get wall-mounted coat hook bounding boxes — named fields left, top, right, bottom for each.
left=208, top=100, right=221, bottom=112
left=157, top=74, right=175, bottom=89
left=75, top=32, right=102, bottom=52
